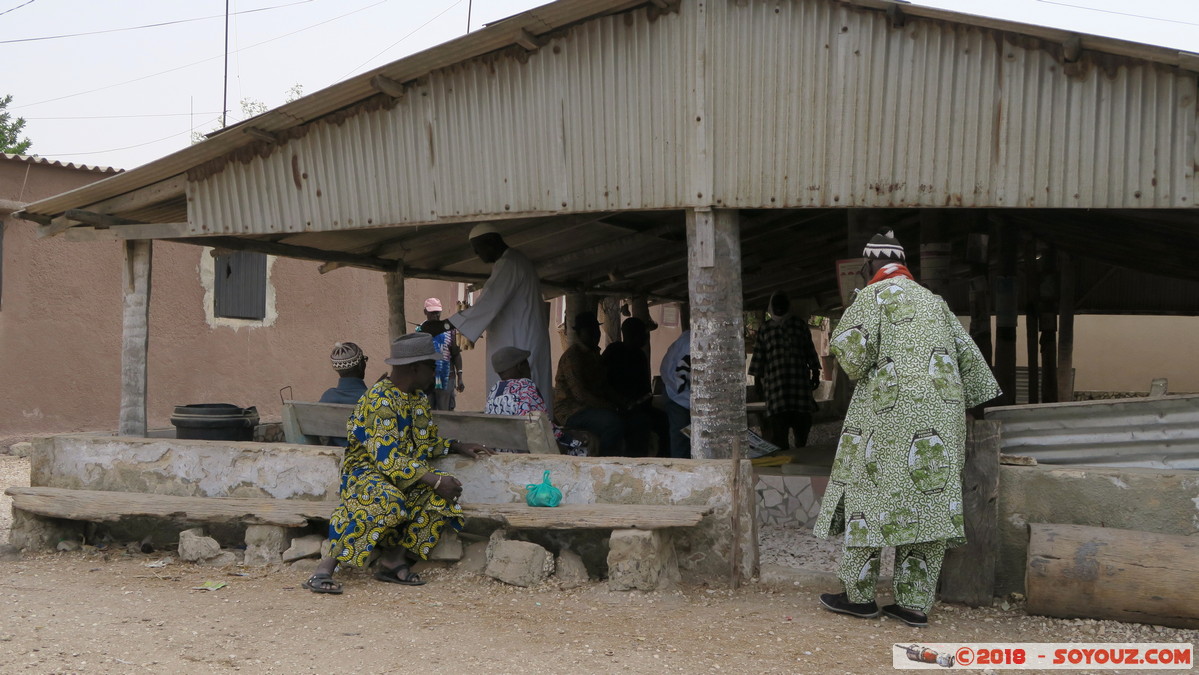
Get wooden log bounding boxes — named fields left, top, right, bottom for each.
left=939, top=420, right=1001, bottom=606
left=119, top=240, right=152, bottom=437
left=6, top=486, right=711, bottom=531
left=1026, top=523, right=1199, bottom=629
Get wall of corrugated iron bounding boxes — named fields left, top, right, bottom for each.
left=710, top=0, right=1198, bottom=209
left=189, top=0, right=1199, bottom=235
left=985, top=394, right=1199, bottom=470
left=189, top=5, right=695, bottom=235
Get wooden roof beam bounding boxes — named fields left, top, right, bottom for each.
left=173, top=236, right=398, bottom=272
left=370, top=74, right=407, bottom=99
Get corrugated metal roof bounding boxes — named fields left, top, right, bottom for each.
left=1, top=153, right=121, bottom=175
left=985, top=394, right=1199, bottom=470
left=18, top=0, right=1199, bottom=224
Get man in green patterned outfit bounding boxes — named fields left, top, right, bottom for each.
left=815, top=229, right=1000, bottom=627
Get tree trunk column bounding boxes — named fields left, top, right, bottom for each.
left=385, top=264, right=405, bottom=343
left=686, top=208, right=744, bottom=460
left=119, top=240, right=152, bottom=437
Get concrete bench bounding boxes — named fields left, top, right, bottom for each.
left=6, top=485, right=712, bottom=590
left=282, top=400, right=559, bottom=454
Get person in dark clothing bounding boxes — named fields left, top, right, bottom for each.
left=319, top=342, right=370, bottom=448
left=602, top=317, right=669, bottom=456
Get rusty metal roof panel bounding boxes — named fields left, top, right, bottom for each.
left=986, top=394, right=1199, bottom=470
left=1, top=153, right=121, bottom=175
left=710, top=0, right=1198, bottom=209
left=20, top=0, right=1199, bottom=227
left=189, top=4, right=693, bottom=236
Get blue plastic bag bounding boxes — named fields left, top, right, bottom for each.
left=525, top=470, right=562, bottom=508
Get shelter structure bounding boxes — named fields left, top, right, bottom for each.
left=16, top=0, right=1199, bottom=458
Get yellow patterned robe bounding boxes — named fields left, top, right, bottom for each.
left=327, top=378, right=463, bottom=567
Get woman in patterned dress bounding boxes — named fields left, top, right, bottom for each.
left=303, top=333, right=492, bottom=594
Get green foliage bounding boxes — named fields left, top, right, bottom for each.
left=0, top=94, right=33, bottom=155
left=191, top=84, right=304, bottom=145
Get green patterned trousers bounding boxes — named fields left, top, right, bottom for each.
left=837, top=540, right=948, bottom=612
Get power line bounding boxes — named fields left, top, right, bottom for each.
left=36, top=115, right=226, bottom=158
left=27, top=112, right=223, bottom=120
left=1035, top=0, right=1199, bottom=27
left=0, top=0, right=36, bottom=19
left=15, top=0, right=391, bottom=110
left=0, top=0, right=316, bottom=45
left=340, top=0, right=464, bottom=80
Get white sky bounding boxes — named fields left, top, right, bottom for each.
left=5, top=0, right=1198, bottom=171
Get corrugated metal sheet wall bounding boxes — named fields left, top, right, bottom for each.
left=712, top=0, right=1198, bottom=209
left=189, top=0, right=1198, bottom=236
left=986, top=394, right=1199, bottom=470
left=190, top=6, right=695, bottom=235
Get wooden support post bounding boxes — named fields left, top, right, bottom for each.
left=1024, top=237, right=1040, bottom=405
left=966, top=211, right=992, bottom=367
left=385, top=264, right=405, bottom=343
left=994, top=221, right=1018, bottom=406
left=919, top=209, right=950, bottom=298
left=686, top=208, right=744, bottom=460
left=600, top=296, right=622, bottom=345
left=1039, top=247, right=1059, bottom=403
left=1057, top=252, right=1075, bottom=402
left=119, top=240, right=152, bottom=437
left=564, top=293, right=597, bottom=346
left=939, top=420, right=1001, bottom=606
left=629, top=295, right=653, bottom=360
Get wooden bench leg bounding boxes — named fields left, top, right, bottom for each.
left=607, top=528, right=681, bottom=591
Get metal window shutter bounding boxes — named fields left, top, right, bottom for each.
left=214, top=251, right=266, bottom=320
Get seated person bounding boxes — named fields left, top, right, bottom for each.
left=302, top=334, right=493, bottom=595
left=485, top=346, right=586, bottom=456
left=319, top=342, right=369, bottom=447
left=602, top=317, right=669, bottom=457
left=553, top=312, right=624, bottom=456
left=660, top=329, right=692, bottom=459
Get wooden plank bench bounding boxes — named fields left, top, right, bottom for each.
left=6, top=486, right=713, bottom=590
left=282, top=401, right=559, bottom=454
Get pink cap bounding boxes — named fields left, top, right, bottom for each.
left=424, top=298, right=443, bottom=312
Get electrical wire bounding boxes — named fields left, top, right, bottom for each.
left=0, top=0, right=36, bottom=18
left=15, top=0, right=390, bottom=109
left=1035, top=0, right=1199, bottom=27
left=36, top=115, right=226, bottom=158
left=26, top=112, right=223, bottom=120
left=0, top=0, right=315, bottom=45
left=339, top=0, right=464, bottom=80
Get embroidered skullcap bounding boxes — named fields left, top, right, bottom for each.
left=862, top=228, right=906, bottom=261
left=424, top=297, right=443, bottom=312
left=468, top=223, right=501, bottom=240
left=330, top=342, right=365, bottom=370
left=491, top=346, right=531, bottom=374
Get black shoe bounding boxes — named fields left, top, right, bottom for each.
left=819, top=592, right=880, bottom=618
left=882, top=604, right=929, bottom=627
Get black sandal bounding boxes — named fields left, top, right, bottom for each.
left=302, top=572, right=343, bottom=595
left=373, top=563, right=426, bottom=586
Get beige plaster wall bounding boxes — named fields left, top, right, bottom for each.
left=1010, top=315, right=1199, bottom=393
left=1, top=160, right=685, bottom=443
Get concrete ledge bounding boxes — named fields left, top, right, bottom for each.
left=997, top=464, right=1199, bottom=596
left=26, top=433, right=757, bottom=585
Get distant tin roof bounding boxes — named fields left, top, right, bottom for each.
left=1, top=153, right=122, bottom=175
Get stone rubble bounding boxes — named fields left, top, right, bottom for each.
left=281, top=534, right=324, bottom=563
left=176, top=528, right=221, bottom=563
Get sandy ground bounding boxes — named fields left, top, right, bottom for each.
left=2, top=456, right=1196, bottom=674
